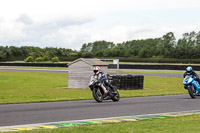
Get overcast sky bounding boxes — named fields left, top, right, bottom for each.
left=0, top=0, right=200, bottom=50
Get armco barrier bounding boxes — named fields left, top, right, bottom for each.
left=0, top=62, right=68, bottom=67
left=111, top=74, right=144, bottom=90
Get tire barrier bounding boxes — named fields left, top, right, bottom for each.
left=111, top=75, right=144, bottom=90
left=1, top=62, right=200, bottom=70
left=108, top=64, right=200, bottom=71
left=0, top=62, right=68, bottom=67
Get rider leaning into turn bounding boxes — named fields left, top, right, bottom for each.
left=183, top=66, right=200, bottom=83
left=92, top=66, right=116, bottom=95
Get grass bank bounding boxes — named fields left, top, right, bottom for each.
left=15, top=114, right=200, bottom=133
left=108, top=69, right=185, bottom=74
left=0, top=71, right=187, bottom=104
left=0, top=66, right=68, bottom=70
left=0, top=66, right=187, bottom=74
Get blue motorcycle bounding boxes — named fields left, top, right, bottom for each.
left=183, top=75, right=200, bottom=98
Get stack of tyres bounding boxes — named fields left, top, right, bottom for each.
left=110, top=75, right=119, bottom=90
left=111, top=75, right=144, bottom=90
left=139, top=76, right=144, bottom=89
left=120, top=75, right=125, bottom=90
left=126, top=75, right=130, bottom=89
left=135, top=76, right=139, bottom=89
left=133, top=75, right=137, bottom=89
left=127, top=75, right=132, bottom=90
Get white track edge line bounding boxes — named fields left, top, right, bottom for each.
left=0, top=109, right=199, bottom=128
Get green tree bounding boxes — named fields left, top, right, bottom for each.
left=175, top=31, right=197, bottom=59
left=158, top=32, right=176, bottom=58
left=0, top=51, right=6, bottom=61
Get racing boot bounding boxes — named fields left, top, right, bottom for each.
left=196, top=89, right=200, bottom=95
left=196, top=88, right=200, bottom=95
left=107, top=91, right=114, bottom=97
left=105, top=80, right=117, bottom=95
left=109, top=85, right=117, bottom=95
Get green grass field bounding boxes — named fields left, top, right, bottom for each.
left=0, top=70, right=194, bottom=133
left=0, top=66, right=68, bottom=70
left=0, top=66, right=189, bottom=74
left=109, top=69, right=186, bottom=74
left=0, top=71, right=187, bottom=104
left=14, top=114, right=200, bottom=133
left=2, top=66, right=199, bottom=75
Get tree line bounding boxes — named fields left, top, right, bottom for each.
left=0, top=31, right=200, bottom=62
left=0, top=46, right=75, bottom=62
left=80, top=31, right=200, bottom=59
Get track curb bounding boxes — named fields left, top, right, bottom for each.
left=1, top=110, right=200, bottom=132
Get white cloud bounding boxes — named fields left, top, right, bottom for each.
left=16, top=14, right=33, bottom=25
left=0, top=0, right=200, bottom=49
left=0, top=14, right=94, bottom=47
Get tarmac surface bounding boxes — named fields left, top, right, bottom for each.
left=0, top=94, right=200, bottom=127
left=0, top=68, right=190, bottom=127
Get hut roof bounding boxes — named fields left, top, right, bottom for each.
left=68, top=58, right=108, bottom=66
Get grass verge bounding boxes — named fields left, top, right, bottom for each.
left=119, top=70, right=185, bottom=74
left=0, top=71, right=187, bottom=104
left=0, top=66, right=68, bottom=70
left=108, top=69, right=187, bottom=74
left=13, top=114, right=200, bottom=133
left=1, top=66, right=198, bottom=74
left=109, top=69, right=200, bottom=75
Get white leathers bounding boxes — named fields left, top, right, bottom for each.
left=89, top=72, right=108, bottom=94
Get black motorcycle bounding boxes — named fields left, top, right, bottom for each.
left=89, top=79, right=120, bottom=103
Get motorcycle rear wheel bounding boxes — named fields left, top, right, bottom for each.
left=188, top=85, right=196, bottom=98
left=92, top=88, right=103, bottom=102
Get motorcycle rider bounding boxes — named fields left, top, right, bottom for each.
left=183, top=66, right=200, bottom=94
left=183, top=66, right=200, bottom=83
left=90, top=66, right=116, bottom=96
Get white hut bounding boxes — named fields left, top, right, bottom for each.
left=68, top=58, right=108, bottom=88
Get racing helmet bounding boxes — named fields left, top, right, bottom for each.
left=93, top=66, right=100, bottom=74
left=186, top=66, right=192, bottom=73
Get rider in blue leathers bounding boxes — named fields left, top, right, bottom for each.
left=183, top=66, right=200, bottom=94
left=183, top=66, right=200, bottom=83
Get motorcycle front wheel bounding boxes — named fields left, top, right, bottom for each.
left=92, top=88, right=103, bottom=102
left=188, top=85, right=196, bottom=98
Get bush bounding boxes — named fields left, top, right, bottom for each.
left=43, top=56, right=50, bottom=61
left=24, top=56, right=34, bottom=62
left=35, top=57, right=44, bottom=62
left=51, top=57, right=59, bottom=62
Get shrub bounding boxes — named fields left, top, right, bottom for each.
left=24, top=56, right=34, bottom=62
left=51, top=57, right=59, bottom=62
left=43, top=56, right=50, bottom=61
left=35, top=57, right=44, bottom=62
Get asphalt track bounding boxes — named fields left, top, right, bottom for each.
left=0, top=94, right=200, bottom=127
left=0, top=68, right=183, bottom=77
left=0, top=68, right=188, bottom=127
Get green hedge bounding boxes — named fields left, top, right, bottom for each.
left=3, top=56, right=200, bottom=64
